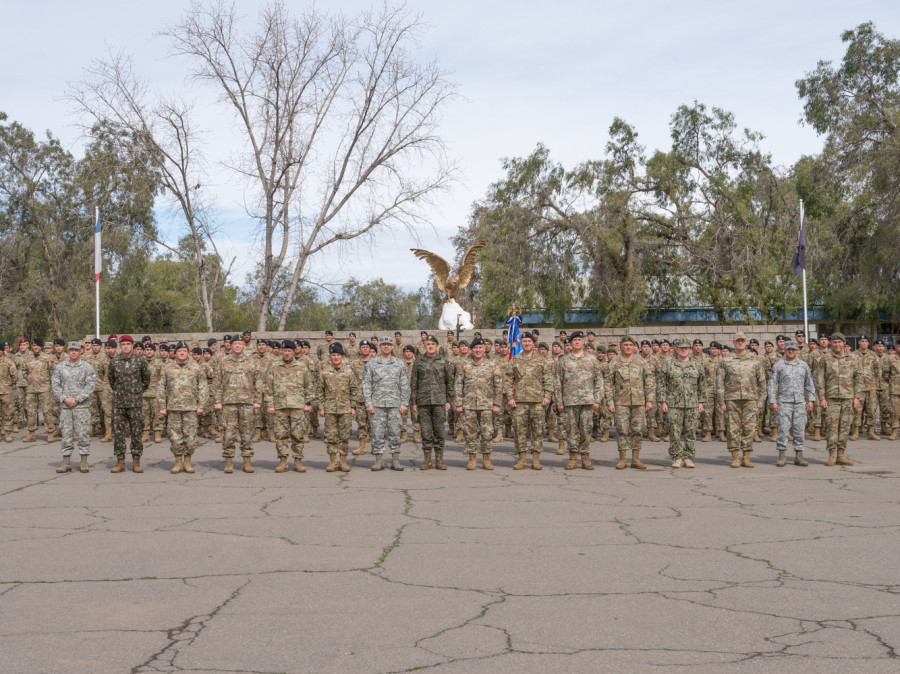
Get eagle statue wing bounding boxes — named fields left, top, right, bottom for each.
left=456, top=241, right=486, bottom=288
left=410, top=249, right=452, bottom=292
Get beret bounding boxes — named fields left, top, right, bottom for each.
left=282, top=340, right=295, bottom=350
left=90, top=338, right=102, bottom=345
left=207, top=338, right=217, bottom=346
left=120, top=335, right=134, bottom=343
left=403, top=344, right=416, bottom=353
left=54, top=338, right=65, bottom=346
left=192, top=347, right=202, bottom=354
left=242, top=330, right=252, bottom=336
left=329, top=342, right=344, bottom=355
left=105, top=340, right=117, bottom=348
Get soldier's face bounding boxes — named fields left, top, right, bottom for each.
left=204, top=353, right=212, bottom=361
left=175, top=348, right=189, bottom=362
left=67, top=348, right=80, bottom=362
left=460, top=346, right=469, bottom=356
left=661, top=345, right=670, bottom=354
left=875, top=343, right=884, bottom=355
left=765, top=344, right=774, bottom=353
left=243, top=335, right=251, bottom=344
left=820, top=339, right=829, bottom=350
left=652, top=345, right=660, bottom=354
left=620, top=341, right=635, bottom=356
left=121, top=342, right=134, bottom=356
left=32, top=345, right=42, bottom=355
left=425, top=341, right=437, bottom=356
left=381, top=343, right=394, bottom=357
left=257, top=343, right=267, bottom=355
left=395, top=335, right=402, bottom=344
left=692, top=344, right=702, bottom=355
left=209, top=344, right=217, bottom=354
left=160, top=350, right=169, bottom=359
left=538, top=347, right=548, bottom=356
left=521, top=338, right=534, bottom=353
left=785, top=348, right=798, bottom=361
left=733, top=339, right=747, bottom=352
left=676, top=346, right=691, bottom=360
left=91, top=344, right=101, bottom=354
left=325, top=335, right=333, bottom=343
left=472, top=344, right=485, bottom=359
left=282, top=350, right=294, bottom=363
left=859, top=338, right=869, bottom=351
left=145, top=349, right=155, bottom=360
left=223, top=341, right=232, bottom=351
left=831, top=340, right=845, bottom=354
left=330, top=353, right=343, bottom=367
left=232, top=341, right=245, bottom=356
left=452, top=346, right=460, bottom=356
left=105, top=346, right=117, bottom=357
left=348, top=336, right=356, bottom=345
left=301, top=346, right=310, bottom=355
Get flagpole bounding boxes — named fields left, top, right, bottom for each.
left=800, top=200, right=809, bottom=338
left=95, top=207, right=100, bottom=339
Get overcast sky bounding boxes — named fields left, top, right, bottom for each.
left=4, top=1, right=900, bottom=293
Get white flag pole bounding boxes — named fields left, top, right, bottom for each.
left=95, top=207, right=100, bottom=339
left=800, top=200, right=809, bottom=338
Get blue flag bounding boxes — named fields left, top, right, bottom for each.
left=506, top=314, right=522, bottom=357
left=792, top=211, right=806, bottom=276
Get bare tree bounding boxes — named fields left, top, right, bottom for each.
left=163, top=1, right=456, bottom=330
left=68, top=51, right=233, bottom=332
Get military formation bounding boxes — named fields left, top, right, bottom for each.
left=3, top=326, right=898, bottom=475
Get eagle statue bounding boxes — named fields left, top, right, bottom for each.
left=410, top=241, right=486, bottom=303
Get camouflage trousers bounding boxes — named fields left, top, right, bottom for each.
left=652, top=401, right=665, bottom=431
left=401, top=405, right=419, bottom=435
left=15, top=386, right=26, bottom=427
left=200, top=409, right=216, bottom=431
left=725, top=400, right=758, bottom=453
left=355, top=403, right=370, bottom=442
left=592, top=405, right=612, bottom=435
left=371, top=407, right=402, bottom=454
left=514, top=402, right=544, bottom=454
left=113, top=406, right=144, bottom=459
left=702, top=395, right=726, bottom=434
left=775, top=402, right=806, bottom=453
left=810, top=394, right=823, bottom=429
left=615, top=404, right=645, bottom=452
left=546, top=402, right=566, bottom=439
left=825, top=399, right=854, bottom=454
left=893, top=395, right=900, bottom=431
left=853, top=390, right=878, bottom=429
left=59, top=406, right=91, bottom=456
left=221, top=403, right=254, bottom=458
left=323, top=412, right=352, bottom=454
left=99, top=389, right=113, bottom=434
left=463, top=408, right=494, bottom=454
left=494, top=394, right=512, bottom=434
left=89, top=391, right=102, bottom=431
left=308, top=403, right=320, bottom=436
left=26, top=391, right=58, bottom=432
left=417, top=404, right=447, bottom=452
left=878, top=388, right=893, bottom=431
left=272, top=409, right=306, bottom=459
left=167, top=410, right=199, bottom=456
left=142, top=396, right=164, bottom=434
left=254, top=404, right=271, bottom=433
left=666, top=407, right=698, bottom=459
left=0, top=394, right=13, bottom=434
left=565, top=405, right=594, bottom=454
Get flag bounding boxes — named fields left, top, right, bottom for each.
left=506, top=314, right=522, bottom=357
left=94, top=209, right=101, bottom=281
left=791, top=209, right=806, bottom=276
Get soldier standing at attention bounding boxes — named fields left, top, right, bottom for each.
left=0, top=347, right=17, bottom=442
left=505, top=332, right=552, bottom=470
left=852, top=335, right=881, bottom=441
left=350, top=340, right=374, bottom=456
left=400, top=345, right=420, bottom=443
left=364, top=337, right=410, bottom=471
left=768, top=340, right=816, bottom=467
left=455, top=337, right=501, bottom=470
left=410, top=335, right=453, bottom=470
left=213, top=336, right=262, bottom=474
left=883, top=343, right=900, bottom=440
left=318, top=342, right=358, bottom=472
left=344, top=333, right=360, bottom=361
left=874, top=339, right=893, bottom=437
left=817, top=332, right=860, bottom=466
left=141, top=343, right=165, bottom=444
left=317, top=331, right=336, bottom=361
left=265, top=340, right=313, bottom=473
left=107, top=335, right=150, bottom=473
left=158, top=342, right=208, bottom=475
left=392, top=331, right=405, bottom=358
left=658, top=338, right=706, bottom=468
left=607, top=335, right=655, bottom=470
left=50, top=342, right=96, bottom=474
left=415, top=331, right=430, bottom=357
left=22, top=338, right=59, bottom=442
left=717, top=332, right=766, bottom=468
left=555, top=331, right=605, bottom=470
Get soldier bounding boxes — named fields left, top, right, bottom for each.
left=595, top=346, right=613, bottom=443
left=12, top=338, right=29, bottom=432
left=298, top=341, right=320, bottom=440
left=212, top=336, right=262, bottom=473
left=415, top=331, right=430, bottom=356
left=547, top=340, right=567, bottom=454
left=818, top=332, right=860, bottom=465
left=50, top=342, right=97, bottom=473
left=264, top=340, right=313, bottom=473
left=157, top=342, right=207, bottom=474
left=22, top=338, right=59, bottom=442
left=852, top=335, right=881, bottom=441
left=410, top=335, right=453, bottom=470
left=455, top=337, right=501, bottom=470
left=658, top=338, right=706, bottom=468
left=492, top=340, right=512, bottom=441
left=198, top=348, right=217, bottom=437
left=350, top=340, right=374, bottom=456
left=452, top=340, right=470, bottom=443
left=607, top=335, right=655, bottom=469
left=392, top=331, right=405, bottom=358
left=441, top=331, right=455, bottom=359
left=317, top=342, right=358, bottom=472
left=363, top=338, right=410, bottom=471
left=140, top=343, right=164, bottom=444
left=808, top=334, right=829, bottom=440
left=317, top=331, right=336, bottom=361
left=0, top=346, right=17, bottom=442
left=768, top=340, right=816, bottom=467
left=505, top=332, right=552, bottom=470
left=883, top=344, right=900, bottom=440
left=399, top=345, right=420, bottom=443
left=874, top=339, right=893, bottom=437
left=84, top=338, right=104, bottom=437
left=107, top=335, right=151, bottom=473
left=716, top=332, right=766, bottom=468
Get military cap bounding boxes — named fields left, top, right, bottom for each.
left=359, top=339, right=372, bottom=348
left=874, top=338, right=885, bottom=345
left=203, top=348, right=212, bottom=355
left=282, top=340, right=295, bottom=350
left=256, top=338, right=266, bottom=344
left=159, top=344, right=170, bottom=352
left=531, top=329, right=540, bottom=336
left=192, top=347, right=202, bottom=355
left=595, top=344, right=606, bottom=353
left=223, top=334, right=232, bottom=341
left=692, top=339, right=703, bottom=346
left=53, top=338, right=65, bottom=346
left=585, top=343, right=595, bottom=351
left=66, top=340, right=81, bottom=350
left=473, top=332, right=482, bottom=337
left=521, top=332, right=535, bottom=342
left=18, top=338, right=28, bottom=345
left=120, top=335, right=134, bottom=343
left=764, top=340, right=773, bottom=346
left=794, top=330, right=805, bottom=336
left=702, top=347, right=710, bottom=355
left=831, top=332, right=846, bottom=342
left=174, top=341, right=188, bottom=351
left=733, top=332, right=748, bottom=341
left=785, top=340, right=799, bottom=350
left=619, top=334, right=637, bottom=345
left=859, top=334, right=870, bottom=341
left=447, top=331, right=455, bottom=336
left=776, top=334, right=786, bottom=341
left=569, top=331, right=585, bottom=340
left=299, top=340, right=310, bottom=348
left=640, top=340, right=651, bottom=346
left=348, top=332, right=356, bottom=337
left=327, top=342, right=344, bottom=355
left=458, top=340, right=470, bottom=348
left=0, top=341, right=8, bottom=349
left=709, top=341, right=721, bottom=349
left=537, top=342, right=549, bottom=350
left=426, top=335, right=440, bottom=344
left=134, top=342, right=144, bottom=350
left=403, top=344, right=416, bottom=354
left=749, top=338, right=759, bottom=345
left=90, top=338, right=102, bottom=345
left=394, top=331, right=403, bottom=336
left=819, top=334, right=829, bottom=340
left=558, top=330, right=567, bottom=336
left=661, top=339, right=671, bottom=346
left=470, top=337, right=485, bottom=347
left=144, top=343, right=156, bottom=351
left=606, top=343, right=618, bottom=352
left=207, top=338, right=217, bottom=346
left=242, top=330, right=252, bottom=336
left=651, top=339, right=660, bottom=345
left=809, top=338, right=819, bottom=346
left=379, top=336, right=393, bottom=345
left=673, top=338, right=691, bottom=348
left=105, top=339, right=117, bottom=348
left=493, top=338, right=504, bottom=345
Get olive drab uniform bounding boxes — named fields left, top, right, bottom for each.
left=213, top=353, right=262, bottom=461
left=316, top=360, right=359, bottom=470
left=716, top=352, right=766, bottom=465
left=658, top=357, right=707, bottom=461
left=107, top=353, right=151, bottom=461
left=23, top=351, right=58, bottom=437
left=853, top=349, right=880, bottom=437
left=504, top=350, right=553, bottom=462
left=455, top=358, right=501, bottom=458
left=555, top=350, right=605, bottom=470
left=409, top=352, right=453, bottom=458
left=300, top=353, right=320, bottom=438
left=702, top=355, right=726, bottom=439
left=157, top=359, right=208, bottom=458
left=607, top=354, right=655, bottom=463
left=817, top=350, right=860, bottom=465
left=265, top=359, right=314, bottom=463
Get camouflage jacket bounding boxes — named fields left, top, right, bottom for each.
left=875, top=353, right=889, bottom=391
left=362, top=356, right=410, bottom=408
left=454, top=358, right=501, bottom=410
left=316, top=361, right=359, bottom=414
left=13, top=351, right=27, bottom=387
left=410, top=353, right=453, bottom=406
left=350, top=359, right=370, bottom=403
left=344, top=343, right=360, bottom=360
left=883, top=355, right=900, bottom=396
left=504, top=351, right=553, bottom=403
left=157, top=360, right=208, bottom=411
left=107, top=354, right=150, bottom=408
left=767, top=358, right=816, bottom=404
left=22, top=352, right=55, bottom=393
left=702, top=356, right=720, bottom=399
left=213, top=353, right=262, bottom=406
left=554, top=352, right=604, bottom=406
left=265, top=359, right=314, bottom=410
left=50, top=359, right=97, bottom=408
left=0, top=356, right=17, bottom=395
left=817, top=351, right=859, bottom=400
left=143, top=358, right=164, bottom=399
left=392, top=343, right=405, bottom=359
left=606, top=355, right=655, bottom=407
left=854, top=350, right=880, bottom=392
left=317, top=341, right=338, bottom=362
left=761, top=351, right=783, bottom=379
left=716, top=352, right=766, bottom=405
left=658, top=357, right=707, bottom=408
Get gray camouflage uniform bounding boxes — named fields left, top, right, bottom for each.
left=50, top=359, right=97, bottom=457
left=767, top=357, right=816, bottom=455
left=362, top=355, right=410, bottom=455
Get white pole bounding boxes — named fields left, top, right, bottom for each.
left=800, top=200, right=809, bottom=338
left=95, top=206, right=100, bottom=339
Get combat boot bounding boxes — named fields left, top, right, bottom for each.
left=512, top=453, right=527, bottom=470
left=767, top=427, right=777, bottom=441
left=352, top=438, right=368, bottom=456
left=466, top=453, right=477, bottom=470
left=684, top=457, right=695, bottom=469
left=730, top=450, right=740, bottom=468
left=616, top=450, right=627, bottom=470
left=89, top=426, right=97, bottom=438
left=814, top=428, right=822, bottom=441
left=401, top=427, right=408, bottom=443
left=47, top=429, right=60, bottom=442
left=776, top=450, right=786, bottom=467
left=741, top=451, right=754, bottom=468
left=664, top=435, right=670, bottom=442
left=794, top=452, right=808, bottom=467
left=565, top=452, right=578, bottom=470
left=132, top=456, right=143, bottom=473
left=111, top=458, right=126, bottom=473
left=413, top=430, right=421, bottom=443
left=326, top=451, right=338, bottom=472
left=154, top=431, right=162, bottom=443
left=13, top=423, right=20, bottom=432
left=492, top=429, right=502, bottom=443
left=631, top=450, right=647, bottom=470
left=197, top=426, right=206, bottom=439
left=825, top=450, right=837, bottom=466
left=183, top=456, right=195, bottom=473
left=251, top=429, right=261, bottom=443
left=836, top=449, right=854, bottom=466
left=718, top=432, right=727, bottom=442
left=141, top=429, right=150, bottom=443
left=293, top=458, right=306, bottom=472
left=390, top=454, right=404, bottom=471
left=455, top=430, right=464, bottom=443
left=215, top=429, right=223, bottom=442
left=531, top=452, right=542, bottom=470
left=581, top=453, right=593, bottom=470
left=274, top=457, right=289, bottom=473
left=372, top=453, right=385, bottom=471
left=648, top=427, right=659, bottom=442
left=702, top=431, right=711, bottom=442
left=890, top=428, right=898, bottom=441
left=268, top=430, right=276, bottom=443
left=339, top=453, right=351, bottom=472
left=171, top=456, right=184, bottom=474
left=557, top=438, right=566, bottom=455
left=849, top=426, right=859, bottom=441
left=548, top=429, right=558, bottom=443
left=56, top=455, right=72, bottom=473
left=101, top=430, right=112, bottom=443
left=601, top=429, right=610, bottom=443
left=310, top=427, right=319, bottom=439
left=867, top=426, right=880, bottom=441
left=754, top=431, right=762, bottom=442
left=4, top=433, right=11, bottom=443
left=435, top=451, right=447, bottom=470
left=242, top=457, right=254, bottom=473
left=671, top=457, right=683, bottom=469
left=481, top=453, right=494, bottom=470
left=420, top=450, right=433, bottom=470
left=79, top=455, right=89, bottom=473
left=224, top=457, right=234, bottom=473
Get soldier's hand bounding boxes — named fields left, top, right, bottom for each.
left=756, top=402, right=763, bottom=409
left=319, top=410, right=325, bottom=417
left=508, top=400, right=516, bottom=408
left=215, top=403, right=222, bottom=411
left=558, top=405, right=565, bottom=413
left=592, top=403, right=599, bottom=410
left=492, top=404, right=500, bottom=415
left=852, top=397, right=860, bottom=409
left=806, top=402, right=813, bottom=413
left=645, top=402, right=653, bottom=411
left=160, top=409, right=167, bottom=416
left=444, top=403, right=451, bottom=413
left=456, top=406, right=463, bottom=413
left=350, top=409, right=356, bottom=417
left=720, top=405, right=727, bottom=412
left=608, top=405, right=615, bottom=413
left=366, top=406, right=375, bottom=415
left=698, top=403, right=704, bottom=413
left=542, top=398, right=550, bottom=407
left=400, top=406, right=408, bottom=415
left=770, top=403, right=779, bottom=413
left=661, top=402, right=668, bottom=413
left=268, top=407, right=275, bottom=414
left=412, top=404, right=418, bottom=414
left=303, top=405, right=311, bottom=413
left=820, top=399, right=828, bottom=409
left=196, top=408, right=203, bottom=415
left=253, top=403, right=260, bottom=409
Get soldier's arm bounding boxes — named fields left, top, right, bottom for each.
left=400, top=361, right=411, bottom=405
left=542, top=361, right=554, bottom=400
left=409, top=360, right=419, bottom=402
left=755, top=362, right=766, bottom=403
left=50, top=367, right=63, bottom=401
left=303, top=369, right=314, bottom=406
left=553, top=361, right=563, bottom=407
left=656, top=363, right=667, bottom=406
left=140, top=359, right=150, bottom=392
left=315, top=371, right=325, bottom=409
left=592, top=360, right=604, bottom=405
left=644, top=362, right=656, bottom=405
left=715, top=361, right=725, bottom=407
left=78, top=365, right=97, bottom=403
left=697, top=362, right=707, bottom=401
left=491, top=366, right=502, bottom=408
left=198, top=367, right=209, bottom=410
left=443, top=360, right=454, bottom=401
left=156, top=369, right=168, bottom=403
left=453, top=367, right=464, bottom=408
left=767, top=362, right=778, bottom=402
left=350, top=370, right=360, bottom=409
left=361, top=366, right=373, bottom=409
left=107, top=361, right=116, bottom=389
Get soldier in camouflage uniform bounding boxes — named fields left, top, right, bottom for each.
left=493, top=339, right=513, bottom=441
left=400, top=345, right=421, bottom=443
left=264, top=340, right=313, bottom=473
left=0, top=347, right=18, bottom=442
left=50, top=342, right=97, bottom=474
left=607, top=335, right=655, bottom=470
left=298, top=341, right=320, bottom=439
left=505, top=332, right=552, bottom=470
left=213, top=338, right=262, bottom=473
left=410, top=335, right=453, bottom=470
left=349, top=340, right=374, bottom=456
left=84, top=338, right=104, bottom=437
left=107, top=336, right=151, bottom=473
left=344, top=332, right=360, bottom=361
left=874, top=340, right=893, bottom=437
left=808, top=334, right=829, bottom=440
left=141, top=344, right=165, bottom=444
left=317, top=342, right=359, bottom=472
left=98, top=340, right=117, bottom=442
left=13, top=339, right=29, bottom=432
left=716, top=332, right=766, bottom=468
left=555, top=331, right=604, bottom=470
left=317, top=331, right=337, bottom=361
left=455, top=337, right=501, bottom=470
left=767, top=340, right=816, bottom=467
left=22, top=339, right=59, bottom=442
left=852, top=335, right=881, bottom=441
left=363, top=338, right=410, bottom=471
left=817, top=332, right=860, bottom=466
left=883, top=346, right=900, bottom=440
left=759, top=340, right=782, bottom=440
left=658, top=338, right=706, bottom=468
left=252, top=339, right=275, bottom=443
left=158, top=342, right=208, bottom=474
left=199, top=348, right=217, bottom=437
left=547, top=341, right=567, bottom=454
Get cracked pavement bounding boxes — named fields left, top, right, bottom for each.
left=2, top=432, right=899, bottom=672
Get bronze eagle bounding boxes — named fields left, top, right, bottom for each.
left=410, top=241, right=486, bottom=302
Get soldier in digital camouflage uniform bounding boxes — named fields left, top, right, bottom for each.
left=252, top=339, right=275, bottom=443
left=547, top=341, right=567, bottom=454
left=607, top=335, right=655, bottom=470
left=658, top=338, right=706, bottom=468
left=213, top=337, right=262, bottom=473
left=716, top=332, right=766, bottom=468
left=400, top=345, right=420, bottom=443
left=817, top=332, right=860, bottom=466
left=84, top=338, right=104, bottom=437
left=455, top=337, right=501, bottom=470
left=883, top=345, right=900, bottom=440
left=317, top=342, right=358, bottom=472
left=808, top=334, right=829, bottom=440
left=158, top=342, right=208, bottom=474
left=363, top=337, right=410, bottom=471
left=852, top=335, right=881, bottom=441
left=0, top=347, right=18, bottom=442
left=505, top=332, right=553, bottom=470
left=199, top=347, right=217, bottom=437
left=554, top=331, right=604, bottom=470
left=22, top=338, right=59, bottom=442
left=107, top=335, right=151, bottom=473
left=50, top=342, right=97, bottom=474
left=874, top=339, right=893, bottom=437
left=767, top=340, right=816, bottom=467
left=410, top=335, right=453, bottom=470
left=140, top=343, right=165, bottom=444
left=12, top=339, right=29, bottom=432
left=350, top=340, right=374, bottom=456
left=265, top=340, right=313, bottom=473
